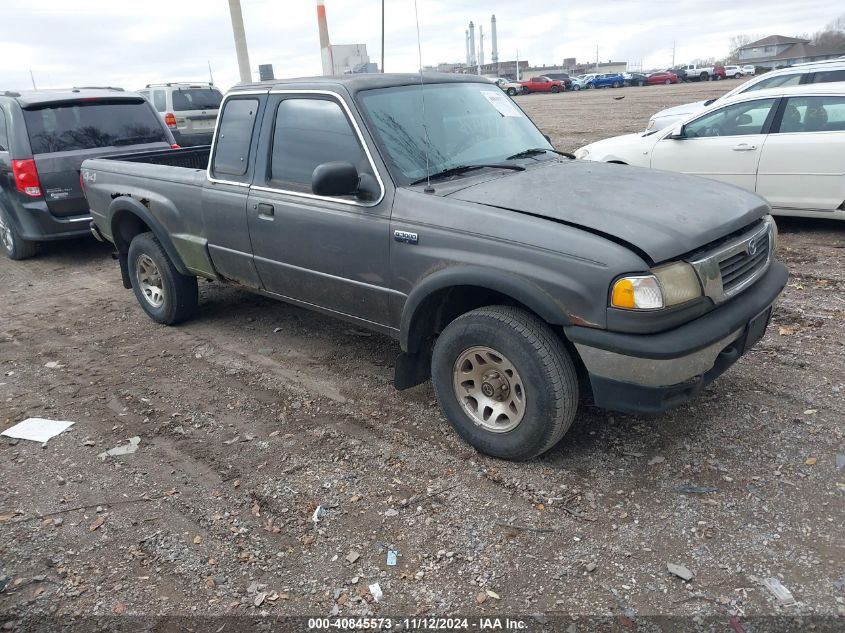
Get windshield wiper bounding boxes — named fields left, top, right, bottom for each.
left=506, top=147, right=576, bottom=160
left=410, top=163, right=524, bottom=186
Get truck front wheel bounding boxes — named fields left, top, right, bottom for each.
left=127, top=232, right=198, bottom=325
left=431, top=306, right=578, bottom=461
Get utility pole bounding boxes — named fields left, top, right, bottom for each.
left=595, top=45, right=599, bottom=71
left=227, top=0, right=252, bottom=83
left=671, top=40, right=676, bottom=68
left=29, top=70, right=37, bottom=90
left=381, top=0, right=385, bottom=72
left=208, top=60, right=214, bottom=84
left=516, top=49, right=520, bottom=81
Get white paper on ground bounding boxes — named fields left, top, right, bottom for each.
left=1, top=418, right=75, bottom=443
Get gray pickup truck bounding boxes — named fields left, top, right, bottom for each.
left=81, top=74, right=788, bottom=461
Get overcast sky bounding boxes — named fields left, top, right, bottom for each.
left=0, top=0, right=840, bottom=92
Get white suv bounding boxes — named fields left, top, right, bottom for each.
left=139, top=83, right=223, bottom=146
left=646, top=58, right=845, bottom=131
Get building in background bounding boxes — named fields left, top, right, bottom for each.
left=737, top=35, right=845, bottom=67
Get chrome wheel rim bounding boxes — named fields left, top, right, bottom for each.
left=452, top=346, right=526, bottom=433
left=136, top=254, right=164, bottom=308
left=0, top=211, right=13, bottom=252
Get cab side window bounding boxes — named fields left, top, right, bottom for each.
left=0, top=109, right=8, bottom=151
left=776, top=96, right=845, bottom=134
left=268, top=98, right=371, bottom=195
left=212, top=98, right=259, bottom=179
left=683, top=98, right=776, bottom=138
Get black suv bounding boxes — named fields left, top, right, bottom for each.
left=544, top=72, right=573, bottom=90
left=0, top=88, right=175, bottom=259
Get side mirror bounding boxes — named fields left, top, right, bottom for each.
left=667, top=125, right=685, bottom=140
left=312, top=161, right=359, bottom=197
left=543, top=134, right=552, bottom=143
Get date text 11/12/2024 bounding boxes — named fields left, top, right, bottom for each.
left=307, top=617, right=529, bottom=630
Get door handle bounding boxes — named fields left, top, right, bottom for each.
left=732, top=143, right=757, bottom=151
left=257, top=203, right=274, bottom=217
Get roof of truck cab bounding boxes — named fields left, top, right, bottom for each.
left=2, top=88, right=144, bottom=107
left=229, top=73, right=487, bottom=95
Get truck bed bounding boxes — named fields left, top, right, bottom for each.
left=97, top=146, right=211, bottom=170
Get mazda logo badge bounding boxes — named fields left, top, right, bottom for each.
left=747, top=240, right=758, bottom=256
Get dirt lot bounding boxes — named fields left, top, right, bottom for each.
left=1, top=80, right=844, bottom=631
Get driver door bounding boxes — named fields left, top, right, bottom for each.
left=650, top=97, right=778, bottom=190
left=245, top=93, right=394, bottom=326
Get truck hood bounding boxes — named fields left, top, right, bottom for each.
left=443, top=159, right=770, bottom=263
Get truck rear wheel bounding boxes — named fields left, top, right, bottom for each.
left=431, top=306, right=578, bottom=461
left=0, top=206, right=37, bottom=260
left=127, top=232, right=198, bottom=325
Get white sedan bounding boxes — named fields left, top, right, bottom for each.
left=575, top=83, right=845, bottom=220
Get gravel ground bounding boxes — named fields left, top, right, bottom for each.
left=1, top=79, right=843, bottom=631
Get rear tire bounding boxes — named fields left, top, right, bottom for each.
left=586, top=83, right=594, bottom=89
left=431, top=306, right=579, bottom=461
left=612, top=81, right=621, bottom=88
left=127, top=232, right=198, bottom=325
left=664, top=79, right=671, bottom=85
left=0, top=206, right=37, bottom=260
left=700, top=72, right=709, bottom=81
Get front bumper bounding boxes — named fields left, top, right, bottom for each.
left=565, top=261, right=788, bottom=414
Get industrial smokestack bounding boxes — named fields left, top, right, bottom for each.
left=316, top=0, right=334, bottom=76
left=468, top=21, right=476, bottom=67
left=479, top=25, right=484, bottom=67
left=491, top=14, right=498, bottom=67
left=465, top=30, right=470, bottom=66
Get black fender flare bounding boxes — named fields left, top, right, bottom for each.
left=108, top=196, right=190, bottom=276
left=399, top=266, right=573, bottom=353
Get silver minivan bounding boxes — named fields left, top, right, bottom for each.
left=139, top=83, right=222, bottom=146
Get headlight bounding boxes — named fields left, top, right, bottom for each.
left=574, top=147, right=590, bottom=160
left=611, top=262, right=702, bottom=310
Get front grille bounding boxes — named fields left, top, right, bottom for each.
left=718, top=231, right=770, bottom=296
left=688, top=218, right=773, bottom=304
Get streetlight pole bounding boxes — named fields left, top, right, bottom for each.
left=228, top=0, right=252, bottom=83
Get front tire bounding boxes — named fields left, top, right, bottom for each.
left=550, top=85, right=560, bottom=93
left=612, top=81, right=621, bottom=88
left=572, top=84, right=581, bottom=91
left=128, top=232, right=198, bottom=325
left=506, top=87, right=516, bottom=96
left=431, top=306, right=579, bottom=461
left=586, top=83, right=594, bottom=89
left=0, top=206, right=37, bottom=260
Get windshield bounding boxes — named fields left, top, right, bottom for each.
left=358, top=82, right=551, bottom=185
left=22, top=99, right=168, bottom=154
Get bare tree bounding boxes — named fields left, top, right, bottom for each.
left=812, top=13, right=845, bottom=48
left=727, top=34, right=761, bottom=63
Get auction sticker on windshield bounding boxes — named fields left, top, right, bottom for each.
left=482, top=91, right=523, bottom=117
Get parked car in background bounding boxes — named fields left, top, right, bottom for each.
left=543, top=72, right=573, bottom=90
left=576, top=83, right=845, bottom=221
left=492, top=77, right=524, bottom=96
left=684, top=63, right=720, bottom=81
left=519, top=76, right=566, bottom=94
left=741, top=65, right=757, bottom=76
left=624, top=72, right=648, bottom=87
left=646, top=58, right=845, bottom=131
left=81, top=74, right=786, bottom=460
left=713, top=65, right=727, bottom=80
left=139, top=83, right=223, bottom=146
left=569, top=76, right=587, bottom=91
left=0, top=88, right=175, bottom=259
left=647, top=71, right=679, bottom=85
left=670, top=66, right=689, bottom=82
left=724, top=65, right=744, bottom=79
left=584, top=73, right=624, bottom=89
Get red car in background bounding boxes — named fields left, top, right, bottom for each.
left=519, top=76, right=566, bottom=94
left=646, top=71, right=679, bottom=85
left=713, top=65, right=727, bottom=80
